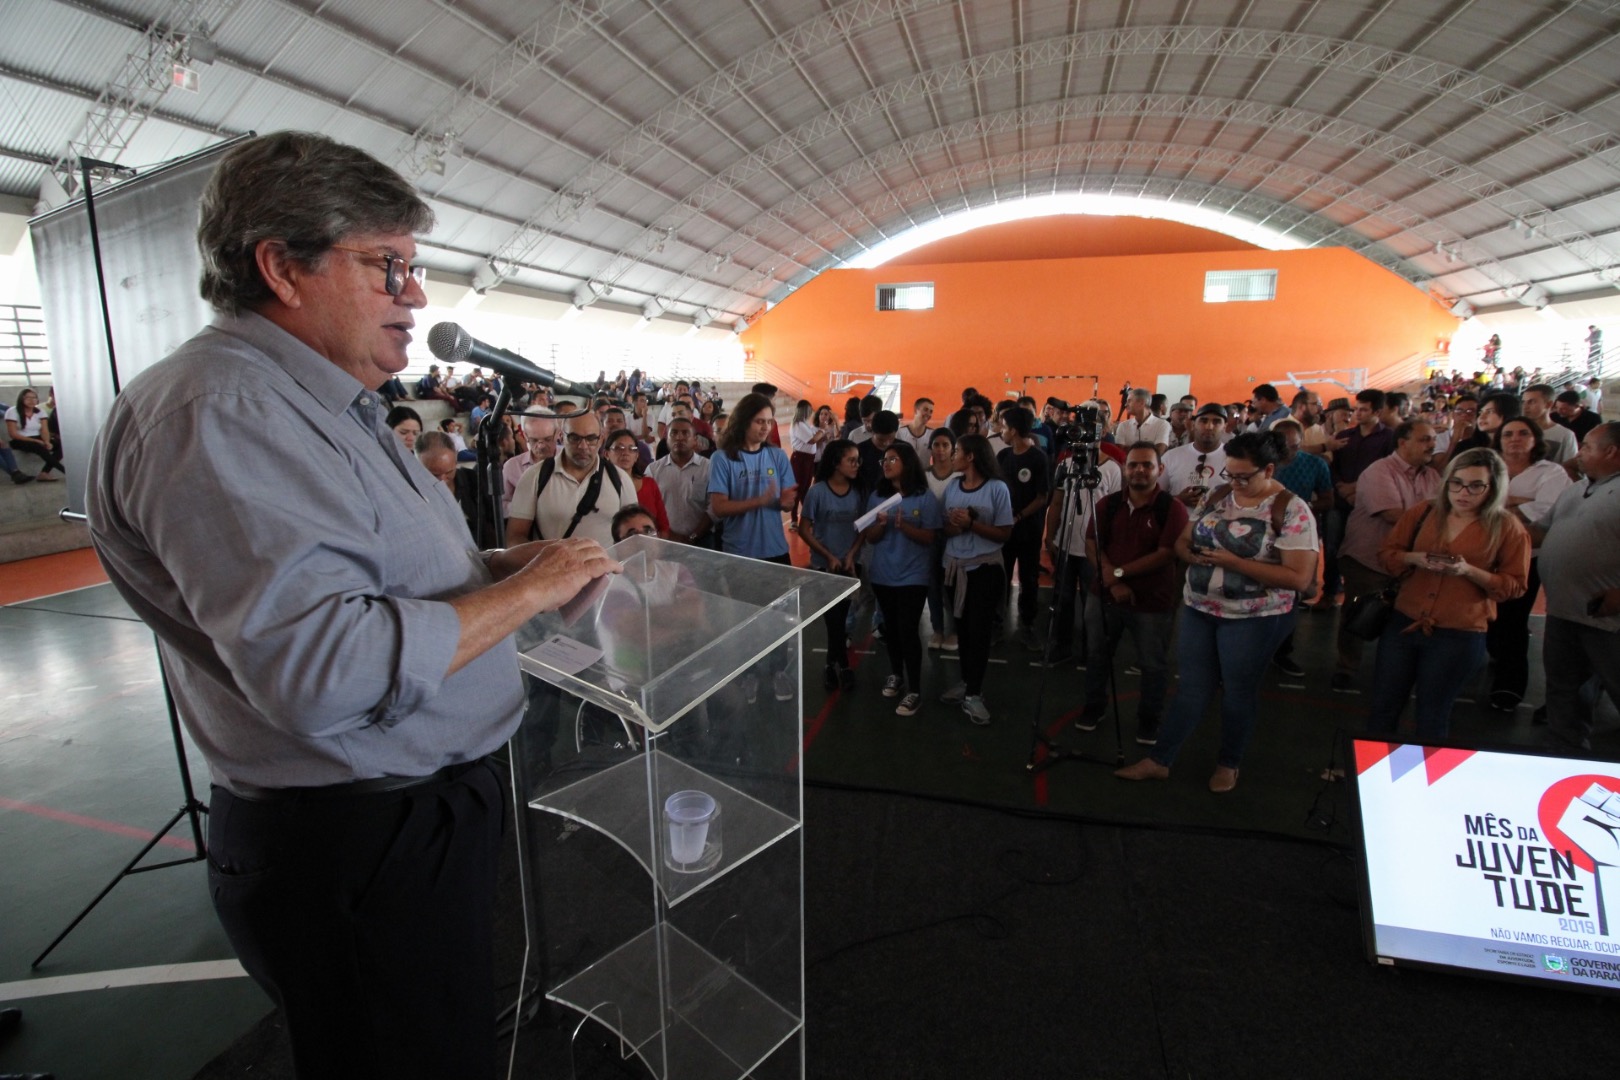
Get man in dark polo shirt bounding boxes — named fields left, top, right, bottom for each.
left=1075, top=442, right=1188, bottom=745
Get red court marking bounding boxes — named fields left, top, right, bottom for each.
left=0, top=547, right=108, bottom=606
left=795, top=631, right=875, bottom=769
left=0, top=796, right=194, bottom=852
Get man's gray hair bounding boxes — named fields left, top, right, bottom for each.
left=1129, top=387, right=1151, bottom=402
left=415, top=431, right=456, bottom=456
left=198, top=131, right=434, bottom=314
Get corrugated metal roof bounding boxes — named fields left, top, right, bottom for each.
left=1, top=0, right=1617, bottom=323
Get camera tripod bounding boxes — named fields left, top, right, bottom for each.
left=1025, top=440, right=1130, bottom=775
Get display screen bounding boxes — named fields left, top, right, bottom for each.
left=1351, top=737, right=1620, bottom=995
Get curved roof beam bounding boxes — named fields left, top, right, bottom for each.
left=582, top=24, right=1620, bottom=314
left=475, top=0, right=953, bottom=286
left=661, top=93, right=1605, bottom=315
left=395, top=0, right=641, bottom=179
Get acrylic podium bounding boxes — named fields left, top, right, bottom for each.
left=511, top=536, right=857, bottom=1080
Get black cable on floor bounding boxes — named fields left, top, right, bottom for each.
left=1114, top=828, right=1175, bottom=1080
left=808, top=844, right=1080, bottom=968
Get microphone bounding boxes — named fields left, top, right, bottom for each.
left=426, top=322, right=598, bottom=399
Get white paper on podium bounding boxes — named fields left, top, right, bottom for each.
left=524, top=634, right=604, bottom=676
left=854, top=492, right=902, bottom=532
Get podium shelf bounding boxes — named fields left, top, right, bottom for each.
left=531, top=750, right=799, bottom=906
left=548, top=922, right=802, bottom=1080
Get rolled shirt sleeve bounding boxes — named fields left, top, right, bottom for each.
left=88, top=315, right=523, bottom=790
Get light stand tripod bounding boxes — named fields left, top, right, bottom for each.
left=34, top=156, right=213, bottom=967
left=34, top=627, right=209, bottom=966
left=1025, top=434, right=1128, bottom=775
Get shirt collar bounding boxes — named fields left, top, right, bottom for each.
left=215, top=310, right=366, bottom=419
left=1394, top=456, right=1432, bottom=480
left=1585, top=471, right=1620, bottom=494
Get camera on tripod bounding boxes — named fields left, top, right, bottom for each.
left=1046, top=396, right=1100, bottom=450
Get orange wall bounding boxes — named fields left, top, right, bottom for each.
left=742, top=245, right=1457, bottom=409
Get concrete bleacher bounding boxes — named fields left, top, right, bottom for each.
left=0, top=476, right=85, bottom=562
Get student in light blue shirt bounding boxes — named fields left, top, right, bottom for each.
left=862, top=442, right=941, bottom=715
left=709, top=392, right=797, bottom=562
left=708, top=392, right=800, bottom=702
left=939, top=434, right=1014, bottom=724
left=801, top=439, right=864, bottom=690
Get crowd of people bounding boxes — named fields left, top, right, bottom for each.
left=397, top=364, right=1617, bottom=789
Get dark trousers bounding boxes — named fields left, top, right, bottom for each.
left=789, top=451, right=815, bottom=522
left=1049, top=554, right=1095, bottom=654
left=926, top=533, right=952, bottom=635
left=208, top=760, right=505, bottom=1080
left=823, top=593, right=853, bottom=668
left=958, top=564, right=1005, bottom=695
left=1486, top=558, right=1542, bottom=700
left=1321, top=506, right=1345, bottom=599
left=11, top=437, right=62, bottom=473
left=1544, top=615, right=1620, bottom=750
left=1001, top=518, right=1043, bottom=627
left=873, top=583, right=928, bottom=690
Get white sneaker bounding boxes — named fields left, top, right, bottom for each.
left=928, top=633, right=944, bottom=650
left=939, top=682, right=967, bottom=704
left=882, top=674, right=903, bottom=698
left=773, top=672, right=795, bottom=701
left=742, top=674, right=759, bottom=704
left=895, top=693, right=921, bottom=716
left=962, top=695, right=991, bottom=725
left=942, top=635, right=959, bottom=652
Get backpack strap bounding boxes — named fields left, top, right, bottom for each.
left=561, top=463, right=613, bottom=539
left=521, top=458, right=559, bottom=541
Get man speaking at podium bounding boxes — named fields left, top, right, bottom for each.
left=86, top=132, right=619, bottom=1077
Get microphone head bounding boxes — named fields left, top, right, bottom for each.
left=427, top=321, right=471, bottom=363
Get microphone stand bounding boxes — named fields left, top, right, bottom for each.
left=472, top=382, right=515, bottom=548
left=1025, top=441, right=1126, bottom=775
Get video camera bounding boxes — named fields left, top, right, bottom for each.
left=1046, top=396, right=1101, bottom=450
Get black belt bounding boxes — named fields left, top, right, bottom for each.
left=224, top=758, right=488, bottom=804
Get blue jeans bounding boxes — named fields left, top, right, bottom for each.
left=1366, top=612, right=1486, bottom=739
left=1150, top=606, right=1292, bottom=770
left=1082, top=603, right=1173, bottom=728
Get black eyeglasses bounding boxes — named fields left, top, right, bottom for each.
left=1446, top=479, right=1489, bottom=494
left=1220, top=467, right=1259, bottom=485
left=330, top=245, right=427, bottom=296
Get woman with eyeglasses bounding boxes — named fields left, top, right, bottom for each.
left=1366, top=447, right=1529, bottom=738
left=861, top=442, right=942, bottom=715
left=605, top=429, right=669, bottom=538
left=1440, top=391, right=1518, bottom=467
left=1117, top=430, right=1318, bottom=793
left=1481, top=419, right=1570, bottom=713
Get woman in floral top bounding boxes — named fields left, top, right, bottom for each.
left=1117, top=431, right=1319, bottom=793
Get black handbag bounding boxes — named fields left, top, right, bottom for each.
left=1342, top=505, right=1433, bottom=642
